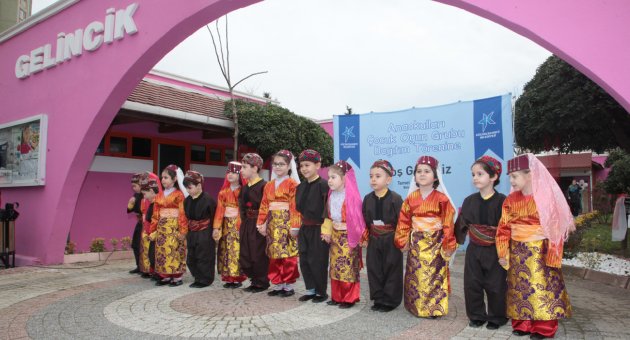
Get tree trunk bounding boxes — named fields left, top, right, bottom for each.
left=231, top=93, right=238, bottom=161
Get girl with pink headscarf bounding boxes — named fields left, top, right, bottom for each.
left=496, top=153, right=574, bottom=339
left=321, top=160, right=366, bottom=308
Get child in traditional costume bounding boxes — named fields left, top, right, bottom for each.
left=394, top=155, right=457, bottom=318
left=214, top=161, right=247, bottom=288
left=257, top=150, right=301, bottom=297
left=362, top=159, right=404, bottom=312
left=239, top=153, right=270, bottom=292
left=321, top=160, right=365, bottom=309
left=127, top=173, right=144, bottom=274
left=183, top=170, right=217, bottom=288
left=151, top=164, right=188, bottom=287
left=497, top=154, right=573, bottom=339
left=139, top=172, right=161, bottom=279
left=455, top=156, right=507, bottom=329
left=296, top=149, right=330, bottom=303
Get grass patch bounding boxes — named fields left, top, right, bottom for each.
left=577, top=221, right=625, bottom=256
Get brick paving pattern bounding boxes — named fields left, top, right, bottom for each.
left=0, top=253, right=628, bottom=339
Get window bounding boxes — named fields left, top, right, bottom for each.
left=132, top=137, right=151, bottom=158
left=209, top=148, right=222, bottom=162
left=191, top=145, right=206, bottom=162
left=96, top=138, right=105, bottom=154
left=224, top=148, right=234, bottom=163
left=109, top=136, right=127, bottom=154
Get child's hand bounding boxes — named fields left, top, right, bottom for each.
left=290, top=229, right=299, bottom=238
left=257, top=224, right=267, bottom=236
left=128, top=197, right=136, bottom=207
left=498, top=258, right=508, bottom=267
left=401, top=244, right=409, bottom=252
left=321, top=234, right=331, bottom=244
left=442, top=248, right=455, bottom=259
left=212, top=229, right=221, bottom=241
left=149, top=232, right=156, bottom=241
left=177, top=232, right=186, bottom=241
left=360, top=240, right=368, bottom=248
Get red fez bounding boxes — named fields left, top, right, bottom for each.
left=333, top=160, right=352, bottom=174
left=227, top=161, right=242, bottom=174
left=299, top=149, right=321, bottom=163
left=371, top=159, right=395, bottom=177
left=276, top=149, right=293, bottom=162
left=184, top=170, right=203, bottom=185
left=507, top=154, right=529, bottom=174
left=417, top=155, right=438, bottom=170
left=476, top=155, right=502, bottom=176
left=242, top=153, right=263, bottom=169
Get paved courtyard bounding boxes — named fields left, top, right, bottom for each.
left=0, top=254, right=628, bottom=339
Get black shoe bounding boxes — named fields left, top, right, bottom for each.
left=243, top=285, right=255, bottom=292
left=338, top=302, right=355, bottom=309
left=299, top=294, right=316, bottom=302
left=150, top=275, right=159, bottom=281
left=223, top=282, right=235, bottom=288
left=512, top=330, right=530, bottom=336
left=282, top=289, right=295, bottom=297
left=140, top=273, right=151, bottom=278
left=312, top=294, right=328, bottom=303
left=429, top=315, right=439, bottom=319
left=169, top=279, right=183, bottom=287
left=156, top=278, right=171, bottom=286
left=250, top=286, right=267, bottom=293
left=326, top=300, right=339, bottom=306
left=378, top=305, right=395, bottom=312
left=530, top=333, right=547, bottom=339
left=486, top=322, right=500, bottom=330
left=190, top=282, right=203, bottom=288
left=232, top=282, right=242, bottom=288
left=371, top=303, right=384, bottom=311
left=469, top=320, right=485, bottom=328
left=268, top=289, right=283, bottom=296
left=129, top=268, right=141, bottom=274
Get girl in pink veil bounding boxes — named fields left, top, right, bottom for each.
left=496, top=153, right=573, bottom=339
left=321, top=160, right=365, bottom=308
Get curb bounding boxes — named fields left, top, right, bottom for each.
left=64, top=250, right=134, bottom=264
left=563, top=265, right=630, bottom=289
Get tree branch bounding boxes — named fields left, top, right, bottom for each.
left=206, top=25, right=229, bottom=84
left=232, top=71, right=268, bottom=90
left=215, top=20, right=227, bottom=81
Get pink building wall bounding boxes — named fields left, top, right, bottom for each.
left=1, top=0, right=628, bottom=264
left=69, top=120, right=230, bottom=252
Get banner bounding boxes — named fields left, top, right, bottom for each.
left=334, top=94, right=514, bottom=208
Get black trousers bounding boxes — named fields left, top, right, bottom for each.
left=239, top=220, right=270, bottom=288
left=298, top=224, right=330, bottom=296
left=131, top=221, right=142, bottom=269
left=186, top=228, right=216, bottom=285
left=464, top=242, right=508, bottom=325
left=148, top=241, right=155, bottom=270
left=366, top=232, right=403, bottom=308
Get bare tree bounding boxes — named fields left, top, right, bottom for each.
left=207, top=16, right=268, bottom=160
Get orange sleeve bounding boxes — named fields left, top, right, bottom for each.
left=440, top=197, right=457, bottom=253
left=177, top=192, right=188, bottom=235
left=150, top=198, right=160, bottom=235
left=394, top=198, right=412, bottom=249
left=545, top=241, right=564, bottom=268
left=213, top=190, right=226, bottom=229
left=496, top=197, right=512, bottom=269
left=289, top=181, right=302, bottom=230
left=256, top=183, right=270, bottom=225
